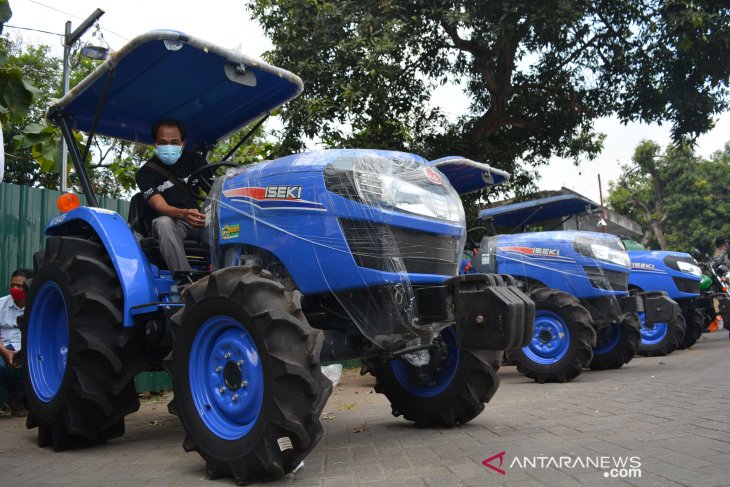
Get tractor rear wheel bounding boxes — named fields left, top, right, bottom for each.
left=365, top=327, right=499, bottom=427
left=164, top=267, right=331, bottom=484
left=678, top=310, right=704, bottom=349
left=506, top=288, right=595, bottom=383
left=589, top=314, right=641, bottom=370
left=21, top=237, right=145, bottom=450
left=638, top=313, right=685, bottom=357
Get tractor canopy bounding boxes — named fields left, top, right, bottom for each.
left=47, top=30, right=303, bottom=150
left=478, top=193, right=598, bottom=228
left=426, top=156, right=510, bottom=194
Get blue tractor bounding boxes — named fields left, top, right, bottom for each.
left=623, top=241, right=704, bottom=354
left=18, top=31, right=534, bottom=484
left=463, top=193, right=677, bottom=383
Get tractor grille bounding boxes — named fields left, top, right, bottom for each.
left=583, top=266, right=629, bottom=292
left=339, top=218, right=459, bottom=276
left=672, top=276, right=700, bottom=294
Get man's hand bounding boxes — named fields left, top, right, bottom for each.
left=147, top=195, right=206, bottom=228
left=1, top=347, right=17, bottom=366
left=181, top=208, right=206, bottom=228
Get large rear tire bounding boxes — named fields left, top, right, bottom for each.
left=366, top=327, right=499, bottom=427
left=638, top=313, right=685, bottom=357
left=20, top=237, right=145, bottom=450
left=164, top=267, right=331, bottom=484
left=589, top=314, right=641, bottom=370
left=506, top=288, right=595, bottom=383
left=678, top=309, right=704, bottom=349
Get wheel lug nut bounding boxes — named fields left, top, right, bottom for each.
left=232, top=394, right=238, bottom=401
left=218, top=387, right=226, bottom=393
left=242, top=381, right=248, bottom=389
left=225, top=352, right=231, bottom=359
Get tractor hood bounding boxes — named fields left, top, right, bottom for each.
left=478, top=193, right=598, bottom=228
left=628, top=250, right=701, bottom=298
left=46, top=30, right=303, bottom=150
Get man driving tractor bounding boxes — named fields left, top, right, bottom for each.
left=135, top=119, right=208, bottom=271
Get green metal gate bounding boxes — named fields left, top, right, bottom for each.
left=0, top=182, right=130, bottom=295
left=0, top=183, right=171, bottom=395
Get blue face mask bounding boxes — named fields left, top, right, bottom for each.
left=156, top=145, right=182, bottom=165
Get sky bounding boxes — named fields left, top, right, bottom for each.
left=5, top=0, right=730, bottom=203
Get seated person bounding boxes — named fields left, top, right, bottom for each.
left=135, top=119, right=208, bottom=272
left=0, top=268, right=32, bottom=417
left=712, top=236, right=730, bottom=271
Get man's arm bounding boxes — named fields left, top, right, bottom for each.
left=0, top=342, right=16, bottom=366
left=147, top=194, right=205, bottom=228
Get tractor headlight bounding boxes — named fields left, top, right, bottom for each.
left=663, top=255, right=703, bottom=277
left=676, top=260, right=701, bottom=277
left=574, top=235, right=631, bottom=268
left=325, top=155, right=464, bottom=223
left=590, top=243, right=631, bottom=267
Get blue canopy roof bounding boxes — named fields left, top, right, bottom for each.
left=426, top=156, right=510, bottom=194
left=478, top=193, right=599, bottom=227
left=48, top=30, right=303, bottom=150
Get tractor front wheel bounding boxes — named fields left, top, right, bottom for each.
left=589, top=314, right=641, bottom=370
left=164, top=267, right=331, bottom=484
left=678, top=309, right=704, bottom=350
left=638, top=313, right=685, bottom=357
left=366, top=327, right=499, bottom=427
left=506, top=288, right=595, bottom=383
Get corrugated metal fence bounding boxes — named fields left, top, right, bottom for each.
left=0, top=182, right=130, bottom=295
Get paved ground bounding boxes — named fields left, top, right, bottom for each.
left=1, top=332, right=729, bottom=487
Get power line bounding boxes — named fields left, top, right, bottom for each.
left=27, top=0, right=84, bottom=21
left=4, top=24, right=64, bottom=36
left=23, top=0, right=129, bottom=41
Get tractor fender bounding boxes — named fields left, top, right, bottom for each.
left=45, top=206, right=157, bottom=326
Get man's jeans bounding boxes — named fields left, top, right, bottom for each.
left=151, top=216, right=209, bottom=272
left=0, top=345, right=23, bottom=404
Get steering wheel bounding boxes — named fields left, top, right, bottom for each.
left=466, top=226, right=488, bottom=250
left=187, top=161, right=241, bottom=201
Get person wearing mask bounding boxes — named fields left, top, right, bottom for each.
left=135, top=119, right=208, bottom=272
left=0, top=268, right=32, bottom=417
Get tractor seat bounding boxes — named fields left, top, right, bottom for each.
left=128, top=192, right=211, bottom=270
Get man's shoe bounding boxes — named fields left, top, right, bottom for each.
left=11, top=405, right=27, bottom=417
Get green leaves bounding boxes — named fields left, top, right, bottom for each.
left=12, top=122, right=62, bottom=173
left=0, top=0, right=12, bottom=36
left=608, top=139, right=730, bottom=252
left=0, top=66, right=39, bottom=123
left=249, top=0, right=730, bottom=203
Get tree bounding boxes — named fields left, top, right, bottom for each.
left=249, top=0, right=730, bottom=211
left=0, top=1, right=45, bottom=184
left=608, top=139, right=730, bottom=252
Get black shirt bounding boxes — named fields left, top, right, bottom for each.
left=135, top=151, right=207, bottom=217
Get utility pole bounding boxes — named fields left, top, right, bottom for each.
left=598, top=174, right=608, bottom=233
left=60, top=8, right=105, bottom=192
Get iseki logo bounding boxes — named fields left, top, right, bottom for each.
left=265, top=185, right=302, bottom=199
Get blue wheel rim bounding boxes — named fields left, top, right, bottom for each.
left=391, top=327, right=459, bottom=398
left=638, top=312, right=668, bottom=346
left=593, top=323, right=622, bottom=355
left=521, top=310, right=571, bottom=365
left=189, top=316, right=264, bottom=440
left=27, top=281, right=69, bottom=402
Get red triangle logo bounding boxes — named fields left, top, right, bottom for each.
left=482, top=450, right=507, bottom=475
